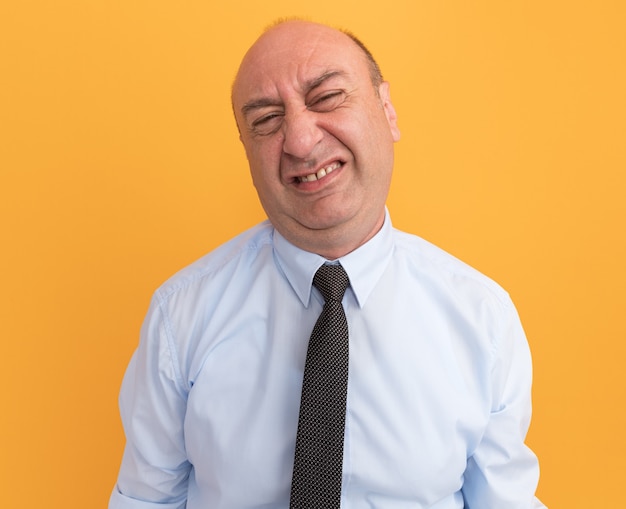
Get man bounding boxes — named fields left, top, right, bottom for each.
left=109, top=19, right=546, bottom=508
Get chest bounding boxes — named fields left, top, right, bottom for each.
left=180, top=295, right=491, bottom=507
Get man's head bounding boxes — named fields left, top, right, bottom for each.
left=232, top=20, right=400, bottom=259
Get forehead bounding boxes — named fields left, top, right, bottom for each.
left=233, top=22, right=369, bottom=104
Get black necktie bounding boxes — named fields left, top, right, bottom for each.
left=290, top=264, right=350, bottom=509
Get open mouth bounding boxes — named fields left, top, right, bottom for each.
left=297, top=161, right=343, bottom=183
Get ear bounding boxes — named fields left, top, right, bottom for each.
left=378, top=81, right=401, bottom=142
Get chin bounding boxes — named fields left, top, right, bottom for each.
left=299, top=208, right=355, bottom=232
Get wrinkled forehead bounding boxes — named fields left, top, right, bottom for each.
left=232, top=22, right=367, bottom=106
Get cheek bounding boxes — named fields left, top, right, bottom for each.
left=247, top=153, right=282, bottom=194
left=250, top=137, right=289, bottom=186
left=244, top=135, right=283, bottom=168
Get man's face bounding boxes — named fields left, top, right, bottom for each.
left=232, top=21, right=400, bottom=258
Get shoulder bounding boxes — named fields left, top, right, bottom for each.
left=391, top=227, right=512, bottom=308
left=389, top=228, right=525, bottom=368
left=154, top=220, right=275, bottom=303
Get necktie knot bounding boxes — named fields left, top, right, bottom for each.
left=313, top=264, right=350, bottom=303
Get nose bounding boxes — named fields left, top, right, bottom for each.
left=281, top=110, right=323, bottom=159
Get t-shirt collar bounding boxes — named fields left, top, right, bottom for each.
left=273, top=209, right=394, bottom=309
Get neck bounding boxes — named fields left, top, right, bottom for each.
left=279, top=212, right=386, bottom=260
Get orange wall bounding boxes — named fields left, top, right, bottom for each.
left=2, top=1, right=624, bottom=507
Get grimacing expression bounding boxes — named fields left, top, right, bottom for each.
left=232, top=21, right=400, bottom=258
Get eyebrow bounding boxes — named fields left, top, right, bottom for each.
left=240, top=70, right=347, bottom=117
left=304, top=70, right=347, bottom=94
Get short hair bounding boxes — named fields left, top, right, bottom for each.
left=339, top=29, right=384, bottom=88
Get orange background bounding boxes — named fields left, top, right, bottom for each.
left=2, top=1, right=625, bottom=507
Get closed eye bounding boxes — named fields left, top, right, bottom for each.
left=307, top=91, right=346, bottom=112
left=250, top=112, right=284, bottom=136
left=253, top=112, right=282, bottom=126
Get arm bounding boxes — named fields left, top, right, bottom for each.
left=462, top=298, right=547, bottom=509
left=109, top=296, right=191, bottom=509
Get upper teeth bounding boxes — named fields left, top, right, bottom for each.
left=299, top=162, right=341, bottom=182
